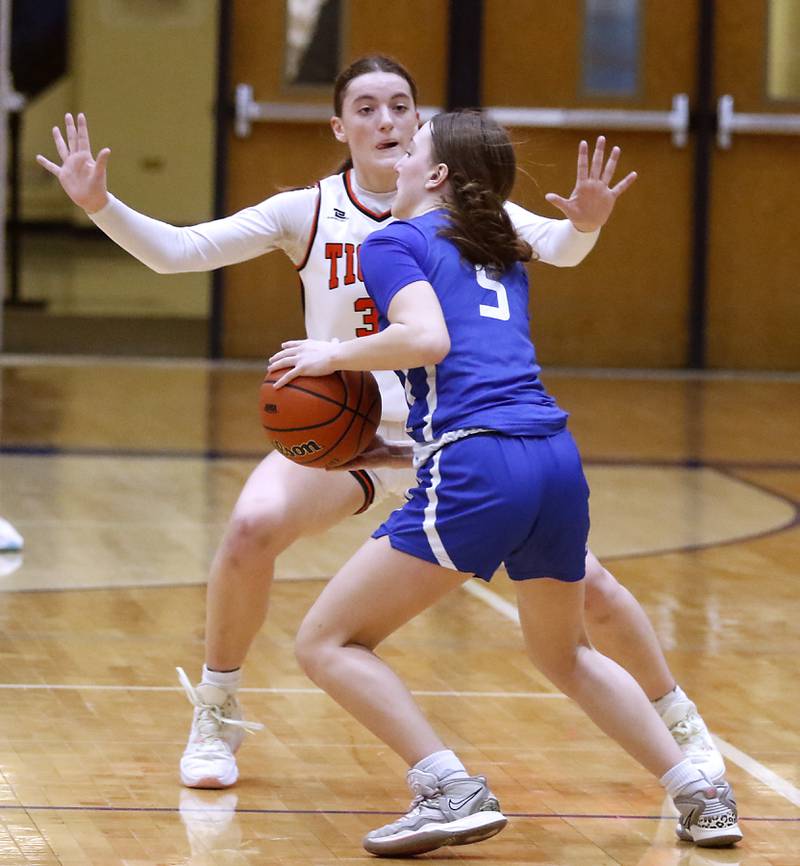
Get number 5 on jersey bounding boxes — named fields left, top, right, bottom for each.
left=476, top=265, right=510, bottom=321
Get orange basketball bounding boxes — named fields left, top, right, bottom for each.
left=259, top=370, right=382, bottom=468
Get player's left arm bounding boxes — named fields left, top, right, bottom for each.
left=508, top=135, right=637, bottom=267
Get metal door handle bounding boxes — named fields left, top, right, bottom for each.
left=717, top=94, right=800, bottom=148
left=485, top=95, right=690, bottom=147
left=235, top=83, right=690, bottom=147
left=234, top=84, right=440, bottom=137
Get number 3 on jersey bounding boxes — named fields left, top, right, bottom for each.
left=354, top=297, right=378, bottom=337
left=476, top=265, right=510, bottom=321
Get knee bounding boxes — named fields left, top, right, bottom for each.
left=533, top=646, right=587, bottom=698
left=294, top=618, right=336, bottom=684
left=222, top=505, right=291, bottom=563
left=582, top=554, right=624, bottom=626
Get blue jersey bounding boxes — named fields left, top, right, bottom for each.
left=359, top=209, right=568, bottom=445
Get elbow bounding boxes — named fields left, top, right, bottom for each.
left=420, top=330, right=450, bottom=365
left=554, top=254, right=585, bottom=268
left=149, top=260, right=189, bottom=275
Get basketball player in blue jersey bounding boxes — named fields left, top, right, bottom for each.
left=40, top=56, right=724, bottom=793
left=268, top=111, right=742, bottom=855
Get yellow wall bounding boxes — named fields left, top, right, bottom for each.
left=20, top=0, right=219, bottom=320
left=767, top=0, right=800, bottom=101
left=24, top=0, right=219, bottom=224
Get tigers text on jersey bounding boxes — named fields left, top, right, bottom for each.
left=359, top=209, right=569, bottom=444
left=298, top=171, right=407, bottom=421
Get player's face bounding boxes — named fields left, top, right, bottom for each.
left=392, top=122, right=439, bottom=218
left=333, top=72, right=418, bottom=177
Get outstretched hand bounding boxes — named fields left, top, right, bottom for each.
left=545, top=136, right=637, bottom=232
left=36, top=112, right=111, bottom=214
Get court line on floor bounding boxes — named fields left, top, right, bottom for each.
left=714, top=738, right=800, bottom=808
left=0, top=682, right=564, bottom=699
left=5, top=353, right=800, bottom=382
left=0, top=803, right=794, bottom=822
left=460, top=581, right=800, bottom=811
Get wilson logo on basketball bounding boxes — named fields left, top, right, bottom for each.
left=259, top=370, right=381, bottom=469
left=272, top=439, right=323, bottom=458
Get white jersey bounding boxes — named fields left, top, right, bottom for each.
left=298, top=171, right=407, bottom=420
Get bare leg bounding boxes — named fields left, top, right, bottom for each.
left=295, top=536, right=467, bottom=765
left=180, top=453, right=368, bottom=788
left=515, top=576, right=684, bottom=778
left=583, top=550, right=675, bottom=700
left=205, top=452, right=364, bottom=670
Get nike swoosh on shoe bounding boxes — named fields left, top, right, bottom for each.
left=447, top=788, right=483, bottom=811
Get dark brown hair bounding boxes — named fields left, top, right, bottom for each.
left=332, top=55, right=418, bottom=174
left=430, top=110, right=533, bottom=271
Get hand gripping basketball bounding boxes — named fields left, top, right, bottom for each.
left=259, top=370, right=382, bottom=468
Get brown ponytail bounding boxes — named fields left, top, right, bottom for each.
left=430, top=111, right=533, bottom=271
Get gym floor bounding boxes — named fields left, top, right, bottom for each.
left=1, top=356, right=798, bottom=865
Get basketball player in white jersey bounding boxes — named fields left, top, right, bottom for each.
left=37, top=55, right=724, bottom=791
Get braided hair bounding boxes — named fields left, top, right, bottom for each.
left=430, top=110, right=533, bottom=271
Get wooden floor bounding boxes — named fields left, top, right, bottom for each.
left=0, top=356, right=798, bottom=865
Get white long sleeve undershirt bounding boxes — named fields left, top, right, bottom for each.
left=88, top=182, right=600, bottom=276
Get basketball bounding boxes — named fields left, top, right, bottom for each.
left=259, top=370, right=382, bottom=468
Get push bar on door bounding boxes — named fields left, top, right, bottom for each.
left=235, top=84, right=690, bottom=148
left=717, top=94, right=800, bottom=149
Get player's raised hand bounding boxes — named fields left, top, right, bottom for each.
left=545, top=136, right=637, bottom=232
left=35, top=113, right=111, bottom=214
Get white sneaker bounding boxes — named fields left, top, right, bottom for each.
left=177, top=667, right=263, bottom=789
left=661, top=698, right=726, bottom=782
left=0, top=518, right=23, bottom=552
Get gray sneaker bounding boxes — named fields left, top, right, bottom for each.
left=662, top=698, right=726, bottom=783
left=674, top=777, right=743, bottom=847
left=363, top=769, right=507, bottom=857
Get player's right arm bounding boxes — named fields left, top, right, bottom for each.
left=36, top=112, right=316, bottom=274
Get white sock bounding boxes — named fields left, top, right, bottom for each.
left=414, top=750, right=468, bottom=781
left=653, top=684, right=689, bottom=717
left=660, top=758, right=705, bottom=797
left=202, top=665, right=241, bottom=692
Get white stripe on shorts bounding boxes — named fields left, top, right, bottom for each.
left=422, top=449, right=456, bottom=570
left=421, top=365, right=437, bottom=443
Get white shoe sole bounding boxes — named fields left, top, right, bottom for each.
left=180, top=765, right=238, bottom=789
left=363, top=810, right=507, bottom=856
left=676, top=822, right=743, bottom=847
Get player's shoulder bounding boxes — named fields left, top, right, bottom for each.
left=362, top=218, right=428, bottom=258
left=247, top=184, right=319, bottom=216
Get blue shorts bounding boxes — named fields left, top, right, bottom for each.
left=372, top=430, right=590, bottom=582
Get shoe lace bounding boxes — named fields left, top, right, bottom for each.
left=670, top=714, right=709, bottom=750
left=177, top=666, right=264, bottom=739
left=405, top=770, right=441, bottom=815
